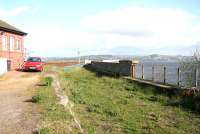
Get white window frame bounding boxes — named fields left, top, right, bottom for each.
left=16, top=39, right=21, bottom=51
left=10, top=36, right=14, bottom=51
left=2, top=35, right=7, bottom=51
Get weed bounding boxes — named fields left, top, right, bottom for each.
left=88, top=126, right=95, bottom=134
left=32, top=95, right=42, bottom=103
left=44, top=77, right=53, bottom=86
left=38, top=128, right=50, bottom=134
left=86, top=104, right=101, bottom=113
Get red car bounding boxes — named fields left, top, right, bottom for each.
left=22, top=57, right=44, bottom=72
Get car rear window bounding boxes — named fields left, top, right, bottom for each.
left=27, top=57, right=41, bottom=62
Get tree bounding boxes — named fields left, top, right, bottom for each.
left=180, top=47, right=200, bottom=88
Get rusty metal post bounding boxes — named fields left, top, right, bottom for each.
left=196, top=66, right=199, bottom=88
left=177, top=68, right=180, bottom=87
left=164, top=66, right=166, bottom=84
left=152, top=65, right=154, bottom=81
left=132, top=65, right=136, bottom=78
left=142, top=64, right=144, bottom=79
left=131, top=61, right=139, bottom=78
left=131, top=64, right=134, bottom=78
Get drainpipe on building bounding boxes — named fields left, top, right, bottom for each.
left=0, top=31, right=3, bottom=58
left=8, top=42, right=10, bottom=60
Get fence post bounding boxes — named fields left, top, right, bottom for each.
left=142, top=64, right=144, bottom=79
left=152, top=65, right=154, bottom=81
left=164, top=66, right=166, bottom=84
left=131, top=61, right=139, bottom=78
left=177, top=68, right=180, bottom=87
left=131, top=64, right=136, bottom=78
left=196, top=66, right=198, bottom=88
left=131, top=64, right=133, bottom=78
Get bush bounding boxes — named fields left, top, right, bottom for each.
left=167, top=90, right=200, bottom=113
left=181, top=95, right=200, bottom=112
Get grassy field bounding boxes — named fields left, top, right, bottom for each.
left=34, top=66, right=200, bottom=134
left=58, top=67, right=200, bottom=134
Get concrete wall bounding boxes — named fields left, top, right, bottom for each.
left=84, top=60, right=92, bottom=64
left=0, top=58, right=7, bottom=74
left=85, top=60, right=137, bottom=76
left=102, top=60, right=119, bottom=63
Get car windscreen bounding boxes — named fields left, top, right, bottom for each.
left=27, top=57, right=41, bottom=62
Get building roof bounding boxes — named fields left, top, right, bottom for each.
left=0, top=20, right=27, bottom=36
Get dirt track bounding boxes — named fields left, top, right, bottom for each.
left=0, top=71, right=40, bottom=134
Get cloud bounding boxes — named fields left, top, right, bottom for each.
left=25, top=7, right=200, bottom=57
left=24, top=25, right=98, bottom=57
left=82, top=7, right=194, bottom=34
left=81, top=7, right=200, bottom=54
left=96, top=29, right=153, bottom=37
left=0, top=6, right=29, bottom=17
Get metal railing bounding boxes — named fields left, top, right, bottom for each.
left=135, top=63, right=199, bottom=88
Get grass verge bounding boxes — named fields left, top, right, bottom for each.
left=33, top=75, right=72, bottom=134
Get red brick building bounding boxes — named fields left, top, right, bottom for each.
left=0, top=20, right=27, bottom=70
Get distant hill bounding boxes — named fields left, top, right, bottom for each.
left=133, top=54, right=193, bottom=62
left=45, top=54, right=193, bottom=63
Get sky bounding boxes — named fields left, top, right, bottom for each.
left=0, top=0, right=200, bottom=57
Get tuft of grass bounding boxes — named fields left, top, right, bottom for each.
left=43, top=77, right=53, bottom=87
left=36, top=128, right=50, bottom=134
left=32, top=95, right=42, bottom=103
left=88, top=127, right=95, bottom=134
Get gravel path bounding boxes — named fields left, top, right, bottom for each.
left=0, top=71, right=40, bottom=134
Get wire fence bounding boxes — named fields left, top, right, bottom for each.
left=135, top=62, right=199, bottom=88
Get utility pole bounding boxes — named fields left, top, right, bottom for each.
left=77, top=51, right=80, bottom=64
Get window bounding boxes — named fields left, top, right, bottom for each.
left=27, top=57, right=41, bottom=62
left=10, top=36, right=14, bottom=51
left=16, top=40, right=21, bottom=50
left=2, top=35, right=7, bottom=51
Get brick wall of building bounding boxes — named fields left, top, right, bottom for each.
left=0, top=32, right=24, bottom=70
